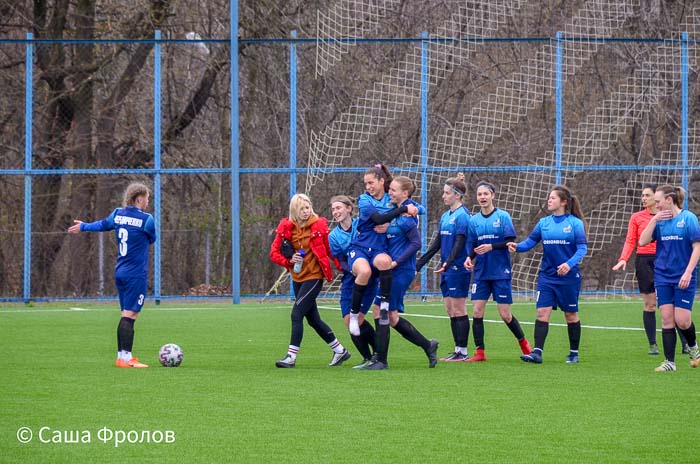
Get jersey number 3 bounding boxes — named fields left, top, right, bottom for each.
left=118, top=228, right=128, bottom=257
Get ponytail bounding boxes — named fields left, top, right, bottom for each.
left=365, top=163, right=393, bottom=193
left=551, top=184, right=587, bottom=227
left=657, top=184, right=685, bottom=208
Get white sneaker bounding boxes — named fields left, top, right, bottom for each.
left=654, top=360, right=677, bottom=372
left=348, top=313, right=360, bottom=336
left=275, top=354, right=296, bottom=368
left=329, top=349, right=351, bottom=366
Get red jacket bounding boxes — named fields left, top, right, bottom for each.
left=270, top=216, right=340, bottom=281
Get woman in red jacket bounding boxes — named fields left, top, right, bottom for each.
left=270, top=193, right=350, bottom=368
left=612, top=184, right=688, bottom=355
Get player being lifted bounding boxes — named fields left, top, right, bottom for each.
left=364, top=176, right=438, bottom=370
left=346, top=164, right=418, bottom=368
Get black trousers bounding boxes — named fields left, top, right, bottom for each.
left=290, top=279, right=336, bottom=347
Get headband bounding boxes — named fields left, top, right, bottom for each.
left=445, top=184, right=465, bottom=196
left=476, top=183, right=495, bottom=194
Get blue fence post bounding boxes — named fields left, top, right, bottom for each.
left=555, top=31, right=563, bottom=185
left=288, top=30, right=298, bottom=298
left=290, top=30, right=298, bottom=197
left=154, top=30, right=162, bottom=305
left=23, top=32, right=33, bottom=304
left=231, top=0, right=241, bottom=304
left=681, top=32, right=689, bottom=208
left=420, top=31, right=429, bottom=299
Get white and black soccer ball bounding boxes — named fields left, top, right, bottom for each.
left=158, top=343, right=183, bottom=367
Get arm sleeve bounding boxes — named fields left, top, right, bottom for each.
left=516, top=237, right=539, bottom=253
left=491, top=238, right=515, bottom=250
left=269, top=221, right=293, bottom=270
left=370, top=206, right=408, bottom=225
left=80, top=210, right=117, bottom=232
left=416, top=234, right=441, bottom=271
left=444, top=234, right=466, bottom=267
left=618, top=215, right=637, bottom=262
left=466, top=222, right=476, bottom=257
left=393, top=226, right=421, bottom=267
left=144, top=216, right=157, bottom=244
left=566, top=242, right=588, bottom=269
left=516, top=223, right=541, bottom=252
left=328, top=233, right=344, bottom=259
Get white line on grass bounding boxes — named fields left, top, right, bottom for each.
left=316, top=304, right=646, bottom=331
left=2, top=302, right=694, bottom=334
left=0, top=305, right=292, bottom=314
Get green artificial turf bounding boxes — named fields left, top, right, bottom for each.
left=1, top=299, right=698, bottom=463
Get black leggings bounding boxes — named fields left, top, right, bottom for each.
left=290, top=279, right=336, bottom=347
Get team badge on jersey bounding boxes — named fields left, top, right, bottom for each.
left=563, top=225, right=572, bottom=233
left=677, top=219, right=685, bottom=228
left=492, top=219, right=501, bottom=228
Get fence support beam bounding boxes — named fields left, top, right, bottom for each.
left=555, top=31, right=563, bottom=185
left=231, top=0, right=241, bottom=303
left=154, top=29, right=162, bottom=305
left=420, top=31, right=429, bottom=298
left=23, top=32, right=33, bottom=304
left=681, top=31, right=689, bottom=208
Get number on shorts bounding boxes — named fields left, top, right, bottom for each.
left=138, top=294, right=144, bottom=305
left=471, top=283, right=477, bottom=294
left=118, top=228, right=128, bottom=257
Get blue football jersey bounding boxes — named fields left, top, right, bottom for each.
left=652, top=210, right=700, bottom=284
left=439, top=205, right=470, bottom=272
left=386, top=200, right=421, bottom=271
left=518, top=214, right=587, bottom=284
left=468, top=208, right=516, bottom=281
left=81, top=206, right=156, bottom=278
left=352, top=192, right=392, bottom=250
left=329, top=217, right=358, bottom=260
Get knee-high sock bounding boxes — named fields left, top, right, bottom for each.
left=679, top=322, right=697, bottom=349
left=379, top=270, right=392, bottom=310
left=450, top=315, right=470, bottom=348
left=393, top=317, right=430, bottom=350
left=662, top=327, right=677, bottom=362
left=118, top=317, right=135, bottom=353
left=360, top=319, right=376, bottom=353
left=677, top=326, right=689, bottom=348
left=534, top=320, right=549, bottom=351
left=350, top=283, right=367, bottom=315
left=375, top=314, right=390, bottom=363
left=506, top=315, right=525, bottom=341
left=351, top=320, right=375, bottom=360
left=117, top=320, right=124, bottom=352
left=642, top=311, right=657, bottom=345
left=472, top=317, right=484, bottom=350
left=567, top=321, right=581, bottom=351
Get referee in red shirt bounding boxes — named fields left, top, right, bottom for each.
left=612, top=184, right=689, bottom=355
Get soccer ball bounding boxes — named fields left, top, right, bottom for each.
left=159, top=343, right=183, bottom=367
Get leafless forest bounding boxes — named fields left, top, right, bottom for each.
left=0, top=1, right=698, bottom=299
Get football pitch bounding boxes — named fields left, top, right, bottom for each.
left=1, top=299, right=699, bottom=463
